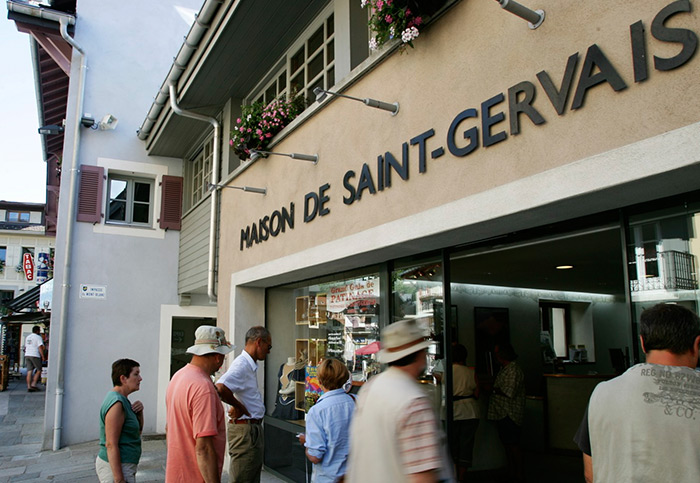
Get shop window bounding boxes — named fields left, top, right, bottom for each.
left=265, top=268, right=382, bottom=481
left=0, top=246, right=5, bottom=275
left=392, top=258, right=444, bottom=372
left=628, top=197, right=700, bottom=363
left=106, top=175, right=154, bottom=226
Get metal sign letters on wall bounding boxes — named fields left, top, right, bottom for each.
left=240, top=0, right=697, bottom=251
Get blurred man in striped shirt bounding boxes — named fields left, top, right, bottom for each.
left=347, top=319, right=453, bottom=483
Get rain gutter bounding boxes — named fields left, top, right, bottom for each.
left=168, top=83, right=220, bottom=303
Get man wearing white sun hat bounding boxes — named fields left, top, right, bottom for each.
left=347, top=319, right=453, bottom=483
left=166, top=325, right=234, bottom=483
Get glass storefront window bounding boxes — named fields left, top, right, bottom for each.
left=628, top=196, right=700, bottom=362
left=265, top=268, right=382, bottom=481
left=392, top=257, right=444, bottom=375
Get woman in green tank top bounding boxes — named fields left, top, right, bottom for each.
left=95, top=359, right=144, bottom=483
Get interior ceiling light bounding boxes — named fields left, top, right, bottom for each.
left=556, top=265, right=574, bottom=270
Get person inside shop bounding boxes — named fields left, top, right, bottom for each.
left=447, top=344, right=480, bottom=482
left=298, top=358, right=355, bottom=483
left=95, top=359, right=144, bottom=483
left=346, top=318, right=453, bottom=483
left=574, top=303, right=700, bottom=483
left=487, top=342, right=525, bottom=483
left=24, top=325, right=45, bottom=392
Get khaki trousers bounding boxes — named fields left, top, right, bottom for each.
left=227, top=422, right=263, bottom=483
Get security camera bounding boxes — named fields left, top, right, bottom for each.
left=98, top=114, right=118, bottom=131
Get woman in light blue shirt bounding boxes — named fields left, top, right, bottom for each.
left=301, top=358, right=355, bottom=483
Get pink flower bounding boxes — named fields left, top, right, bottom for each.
left=376, top=0, right=383, bottom=9
left=414, top=16, right=423, bottom=25
left=406, top=8, right=411, bottom=15
left=385, top=14, right=393, bottom=23
left=265, top=133, right=272, bottom=138
left=229, top=139, right=234, bottom=146
left=247, top=128, right=252, bottom=133
left=236, top=118, right=241, bottom=123
left=240, top=137, right=245, bottom=142
left=256, top=129, right=263, bottom=135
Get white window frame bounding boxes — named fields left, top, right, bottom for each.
left=246, top=5, right=336, bottom=107
left=188, top=133, right=215, bottom=209
left=105, top=174, right=155, bottom=227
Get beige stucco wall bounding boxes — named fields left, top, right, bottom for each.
left=217, top=0, right=700, bottom=325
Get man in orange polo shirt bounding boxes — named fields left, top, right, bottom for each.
left=165, top=326, right=234, bottom=483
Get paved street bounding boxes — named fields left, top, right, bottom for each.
left=0, top=378, right=284, bottom=482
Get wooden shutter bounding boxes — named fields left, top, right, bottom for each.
left=159, top=175, right=183, bottom=230
left=76, top=165, right=104, bottom=223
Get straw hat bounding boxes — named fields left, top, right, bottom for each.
left=186, top=326, right=235, bottom=356
left=378, top=319, right=431, bottom=364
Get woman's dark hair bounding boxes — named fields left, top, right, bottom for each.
left=640, top=303, right=700, bottom=355
left=111, top=359, right=139, bottom=386
left=317, top=358, right=349, bottom=391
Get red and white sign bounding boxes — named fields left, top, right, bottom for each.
left=327, top=277, right=379, bottom=313
left=23, top=253, right=34, bottom=281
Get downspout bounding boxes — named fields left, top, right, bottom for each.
left=168, top=83, right=220, bottom=303
left=53, top=16, right=86, bottom=451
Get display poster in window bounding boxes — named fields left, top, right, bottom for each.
left=326, top=328, right=344, bottom=358
left=305, top=365, right=322, bottom=411
left=326, top=277, right=379, bottom=314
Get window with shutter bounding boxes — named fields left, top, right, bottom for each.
left=77, top=165, right=104, bottom=223
left=160, top=175, right=183, bottom=230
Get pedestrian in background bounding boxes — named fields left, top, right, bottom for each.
left=95, top=358, right=144, bottom=483
left=300, top=357, right=355, bottom=483
left=216, top=326, right=271, bottom=483
left=166, top=326, right=233, bottom=483
left=24, top=325, right=45, bottom=392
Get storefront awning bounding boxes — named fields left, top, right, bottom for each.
left=1, top=311, right=50, bottom=325
left=3, top=279, right=52, bottom=313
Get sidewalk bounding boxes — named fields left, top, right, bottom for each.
left=0, top=378, right=285, bottom=482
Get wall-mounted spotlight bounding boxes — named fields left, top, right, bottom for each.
left=38, top=125, right=64, bottom=135
left=81, top=113, right=119, bottom=130
left=313, top=87, right=399, bottom=116
left=249, top=150, right=318, bottom=164
left=496, top=0, right=545, bottom=29
left=208, top=183, right=267, bottom=195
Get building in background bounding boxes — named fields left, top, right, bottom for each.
left=6, top=0, right=204, bottom=448
left=0, top=200, right=54, bottom=377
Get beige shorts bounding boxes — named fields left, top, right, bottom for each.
left=95, top=455, right=138, bottom=483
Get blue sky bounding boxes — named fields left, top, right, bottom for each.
left=0, top=2, right=46, bottom=203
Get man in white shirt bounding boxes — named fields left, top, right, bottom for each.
left=216, top=326, right=271, bottom=483
left=24, top=325, right=45, bottom=392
